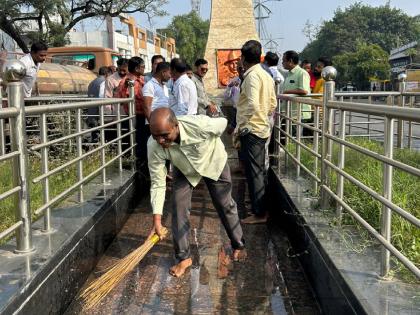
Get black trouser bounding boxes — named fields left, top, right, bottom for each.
left=136, top=114, right=151, bottom=175
left=240, top=133, right=268, bottom=217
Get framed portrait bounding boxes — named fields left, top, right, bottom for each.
left=216, top=49, right=241, bottom=88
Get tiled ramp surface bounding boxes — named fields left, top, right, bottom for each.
left=66, top=160, right=320, bottom=315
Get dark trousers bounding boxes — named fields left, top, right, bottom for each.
left=240, top=133, right=267, bottom=217
left=172, top=163, right=245, bottom=261
left=136, top=114, right=151, bottom=174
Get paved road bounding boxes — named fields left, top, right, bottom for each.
left=332, top=99, right=420, bottom=149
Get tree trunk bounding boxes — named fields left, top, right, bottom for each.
left=0, top=16, right=29, bottom=53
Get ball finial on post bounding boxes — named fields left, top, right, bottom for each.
left=2, top=60, right=26, bottom=82
left=321, top=66, right=337, bottom=81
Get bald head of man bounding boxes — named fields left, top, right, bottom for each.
left=149, top=108, right=180, bottom=148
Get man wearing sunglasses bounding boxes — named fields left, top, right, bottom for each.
left=191, top=58, right=219, bottom=116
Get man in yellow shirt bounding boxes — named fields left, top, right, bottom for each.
left=236, top=40, right=277, bottom=224
left=147, top=108, right=245, bottom=277
left=312, top=57, right=332, bottom=94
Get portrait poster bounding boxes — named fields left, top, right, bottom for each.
left=216, top=49, right=241, bottom=88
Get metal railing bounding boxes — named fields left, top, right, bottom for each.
left=274, top=67, right=420, bottom=280
left=0, top=62, right=136, bottom=253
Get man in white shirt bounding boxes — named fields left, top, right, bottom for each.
left=19, top=42, right=48, bottom=97
left=142, top=62, right=171, bottom=119
left=264, top=51, right=284, bottom=88
left=144, top=54, right=165, bottom=83
left=169, top=58, right=198, bottom=116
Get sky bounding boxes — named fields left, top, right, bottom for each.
left=129, top=0, right=420, bottom=53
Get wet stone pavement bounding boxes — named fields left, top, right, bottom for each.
left=65, top=157, right=320, bottom=315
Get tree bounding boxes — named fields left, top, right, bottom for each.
left=300, top=3, right=420, bottom=63
left=159, top=11, right=209, bottom=67
left=333, top=42, right=390, bottom=90
left=0, top=0, right=168, bottom=53
left=405, top=47, right=419, bottom=65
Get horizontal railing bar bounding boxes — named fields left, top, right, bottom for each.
left=327, top=101, right=420, bottom=122
left=277, top=96, right=323, bottom=107
left=25, top=97, right=91, bottom=102
left=0, top=151, right=20, bottom=163
left=335, top=92, right=400, bottom=97
left=279, top=129, right=322, bottom=159
left=277, top=115, right=323, bottom=134
left=325, top=134, right=420, bottom=177
left=340, top=121, right=384, bottom=125
left=25, top=98, right=132, bottom=115
left=30, top=115, right=135, bottom=151
left=276, top=139, right=321, bottom=183
left=34, top=145, right=134, bottom=215
left=0, top=221, right=23, bottom=240
left=0, top=186, right=21, bottom=202
left=32, top=130, right=136, bottom=183
left=323, top=159, right=420, bottom=227
left=0, top=107, right=19, bottom=119
left=322, top=185, right=420, bottom=279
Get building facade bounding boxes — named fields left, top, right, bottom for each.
left=67, top=16, right=177, bottom=72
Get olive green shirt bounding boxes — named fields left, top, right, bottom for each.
left=283, top=65, right=311, bottom=120
left=148, top=115, right=228, bottom=215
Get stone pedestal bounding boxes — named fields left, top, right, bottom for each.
left=203, top=0, right=259, bottom=95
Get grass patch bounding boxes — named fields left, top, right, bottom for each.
left=286, top=137, right=420, bottom=282
left=0, top=150, right=114, bottom=236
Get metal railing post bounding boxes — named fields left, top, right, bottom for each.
left=367, top=96, right=372, bottom=139
left=407, top=96, right=414, bottom=149
left=285, top=100, right=291, bottom=147
left=296, top=102, right=302, bottom=177
left=397, top=73, right=406, bottom=149
left=40, top=113, right=52, bottom=232
left=0, top=78, right=4, bottom=155
left=320, top=66, right=337, bottom=209
left=6, top=61, right=34, bottom=253
left=117, top=103, right=123, bottom=172
left=381, top=116, right=394, bottom=278
left=99, top=105, right=106, bottom=184
left=67, top=110, right=73, bottom=153
left=312, top=105, right=320, bottom=193
left=76, top=108, right=84, bottom=202
left=347, top=96, right=353, bottom=135
left=336, top=109, right=346, bottom=221
left=128, top=84, right=135, bottom=158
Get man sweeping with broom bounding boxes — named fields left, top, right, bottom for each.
left=147, top=107, right=246, bottom=277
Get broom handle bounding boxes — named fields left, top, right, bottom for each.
left=149, top=233, right=161, bottom=244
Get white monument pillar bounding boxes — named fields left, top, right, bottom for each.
left=203, top=0, right=259, bottom=95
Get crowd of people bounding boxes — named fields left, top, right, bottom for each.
left=14, top=40, right=331, bottom=278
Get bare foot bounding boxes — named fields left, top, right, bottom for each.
left=241, top=214, right=267, bottom=224
left=232, top=249, right=247, bottom=262
left=169, top=258, right=192, bottom=277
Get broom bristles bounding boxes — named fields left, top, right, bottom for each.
left=80, top=228, right=168, bottom=310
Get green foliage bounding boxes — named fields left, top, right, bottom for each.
left=160, top=11, right=210, bottom=67
left=288, top=138, right=420, bottom=282
left=0, top=152, right=109, bottom=234
left=0, top=0, right=168, bottom=52
left=301, top=3, right=420, bottom=62
left=333, top=42, right=390, bottom=89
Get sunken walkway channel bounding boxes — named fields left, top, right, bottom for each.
left=66, top=142, right=320, bottom=314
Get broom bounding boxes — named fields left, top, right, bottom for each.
left=80, top=227, right=168, bottom=310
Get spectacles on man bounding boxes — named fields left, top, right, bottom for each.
left=199, top=67, right=208, bottom=72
